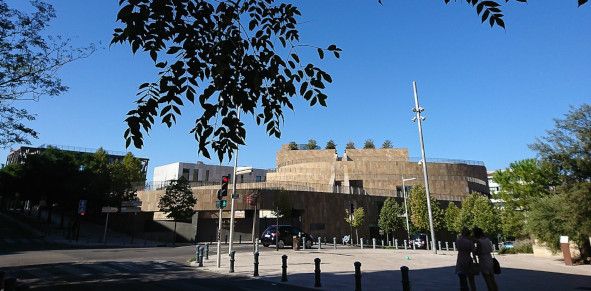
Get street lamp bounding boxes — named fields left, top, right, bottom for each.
left=401, top=177, right=416, bottom=242
left=411, top=81, right=437, bottom=254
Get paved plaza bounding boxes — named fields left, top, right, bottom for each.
left=198, top=246, right=591, bottom=290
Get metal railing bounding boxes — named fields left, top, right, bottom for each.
left=139, top=180, right=464, bottom=201
left=275, top=156, right=485, bottom=168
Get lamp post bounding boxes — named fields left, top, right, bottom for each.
left=402, top=177, right=416, bottom=242
left=411, top=81, right=437, bottom=254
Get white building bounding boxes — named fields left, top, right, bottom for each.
left=487, top=171, right=501, bottom=195
left=152, top=161, right=268, bottom=188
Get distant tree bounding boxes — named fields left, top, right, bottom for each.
left=345, top=141, right=356, bottom=150
left=272, top=191, right=292, bottom=220
left=363, top=139, right=375, bottom=149
left=158, top=178, right=196, bottom=245
left=444, top=202, right=461, bottom=233
left=305, top=139, right=320, bottom=150
left=345, top=207, right=364, bottom=244
left=381, top=140, right=393, bottom=149
left=408, top=185, right=443, bottom=232
left=110, top=153, right=145, bottom=206
left=325, top=139, right=336, bottom=150
left=0, top=1, right=95, bottom=147
left=288, top=142, right=299, bottom=150
left=378, top=198, right=403, bottom=243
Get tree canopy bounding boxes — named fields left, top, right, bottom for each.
left=408, top=185, right=443, bottom=232
left=305, top=139, right=319, bottom=150
left=345, top=141, right=356, bottom=150
left=158, top=177, right=197, bottom=221
left=325, top=139, right=336, bottom=150
left=381, top=140, right=393, bottom=149
left=0, top=0, right=94, bottom=147
left=378, top=198, right=403, bottom=236
left=363, top=139, right=376, bottom=149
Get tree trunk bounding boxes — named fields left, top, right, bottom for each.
left=387, top=232, right=390, bottom=245
left=355, top=229, right=359, bottom=245
left=172, top=220, right=177, bottom=246
left=47, top=201, right=53, bottom=224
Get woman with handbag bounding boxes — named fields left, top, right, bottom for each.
left=473, top=227, right=499, bottom=291
left=455, top=228, right=477, bottom=291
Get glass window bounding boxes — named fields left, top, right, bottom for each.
left=256, top=176, right=262, bottom=182
left=205, top=170, right=209, bottom=182
left=182, top=168, right=190, bottom=180
left=193, top=169, right=199, bottom=181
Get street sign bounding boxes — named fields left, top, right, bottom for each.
left=120, top=206, right=141, bottom=213
left=121, top=200, right=142, bottom=207
left=101, top=207, right=118, bottom=213
left=216, top=200, right=227, bottom=209
left=78, top=200, right=87, bottom=215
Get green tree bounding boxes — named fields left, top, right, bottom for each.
left=158, top=178, right=197, bottom=245
left=530, top=104, right=591, bottom=184
left=305, top=139, right=320, bottom=150
left=381, top=140, right=393, bottom=149
left=493, top=159, right=560, bottom=211
left=408, top=185, right=443, bottom=232
left=0, top=1, right=94, bottom=147
left=378, top=198, right=403, bottom=242
left=287, top=141, right=298, bottom=150
left=110, top=153, right=145, bottom=206
left=345, top=141, right=356, bottom=150
left=527, top=194, right=568, bottom=252
left=499, top=206, right=527, bottom=239
left=325, top=140, right=336, bottom=150
left=363, top=139, right=375, bottom=149
left=444, top=202, right=461, bottom=233
left=345, top=207, right=364, bottom=244
left=272, top=191, right=292, bottom=220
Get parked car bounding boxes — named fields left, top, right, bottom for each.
left=412, top=233, right=429, bottom=249
left=260, top=225, right=314, bottom=248
left=502, top=241, right=515, bottom=249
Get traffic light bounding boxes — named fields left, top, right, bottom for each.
left=217, top=175, right=230, bottom=200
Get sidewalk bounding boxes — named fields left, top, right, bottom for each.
left=193, top=247, right=591, bottom=290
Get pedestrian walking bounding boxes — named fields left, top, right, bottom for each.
left=474, top=227, right=498, bottom=291
left=455, top=228, right=477, bottom=291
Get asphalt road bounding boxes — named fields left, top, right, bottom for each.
left=1, top=242, right=311, bottom=290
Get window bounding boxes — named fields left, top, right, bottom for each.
left=182, top=168, right=190, bottom=180
left=205, top=170, right=209, bottom=182
left=256, top=176, right=262, bottom=182
left=193, top=169, right=199, bottom=181
left=240, top=175, right=244, bottom=183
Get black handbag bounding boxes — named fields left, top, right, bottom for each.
left=493, top=257, right=501, bottom=274
left=470, top=257, right=480, bottom=275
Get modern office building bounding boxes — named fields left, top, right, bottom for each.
left=152, top=161, right=268, bottom=189
left=136, top=144, right=489, bottom=243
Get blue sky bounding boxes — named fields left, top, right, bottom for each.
left=1, top=1, right=589, bottom=181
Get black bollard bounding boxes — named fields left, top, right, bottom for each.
left=229, top=251, right=236, bottom=273
left=225, top=235, right=228, bottom=244
left=239, top=235, right=242, bottom=244
left=314, top=258, right=321, bottom=288
left=254, top=252, right=260, bottom=277
left=205, top=243, right=209, bottom=260
left=401, top=266, right=410, bottom=291
left=281, top=255, right=288, bottom=282
left=354, top=261, right=362, bottom=291
left=4, top=277, right=17, bottom=291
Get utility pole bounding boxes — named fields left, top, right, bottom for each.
left=228, top=109, right=241, bottom=256
left=412, top=81, right=437, bottom=254
left=216, top=205, right=223, bottom=268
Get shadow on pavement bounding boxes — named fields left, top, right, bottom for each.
left=1, top=261, right=314, bottom=291
left=256, top=266, right=591, bottom=290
